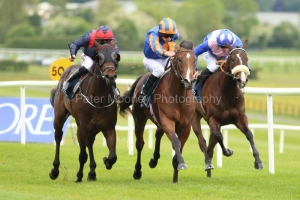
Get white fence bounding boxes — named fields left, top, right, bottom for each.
left=0, top=80, right=300, bottom=175
left=1, top=48, right=300, bottom=64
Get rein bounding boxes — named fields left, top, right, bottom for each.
left=80, top=87, right=116, bottom=109
left=77, top=49, right=118, bottom=109
left=219, top=47, right=246, bottom=80
left=170, top=49, right=194, bottom=83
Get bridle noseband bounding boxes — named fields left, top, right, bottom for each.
left=170, top=49, right=194, bottom=84
left=219, top=48, right=248, bottom=80
left=95, top=46, right=118, bottom=78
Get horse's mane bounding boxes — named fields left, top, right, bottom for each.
left=179, top=40, right=194, bottom=50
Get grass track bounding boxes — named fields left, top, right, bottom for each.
left=1, top=126, right=300, bottom=200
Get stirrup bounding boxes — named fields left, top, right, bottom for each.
left=114, top=87, right=120, bottom=97
left=140, top=94, right=149, bottom=108
left=61, top=81, right=70, bottom=98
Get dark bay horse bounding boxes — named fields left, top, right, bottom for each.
left=49, top=42, right=120, bottom=182
left=192, top=40, right=264, bottom=177
left=119, top=40, right=197, bottom=183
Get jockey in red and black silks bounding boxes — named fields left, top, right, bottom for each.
left=62, top=26, right=120, bottom=98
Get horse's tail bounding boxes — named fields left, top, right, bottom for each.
left=119, top=75, right=142, bottom=117
left=50, top=88, right=57, bottom=107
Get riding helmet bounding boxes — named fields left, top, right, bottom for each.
left=217, top=29, right=235, bottom=47
left=95, top=26, right=114, bottom=40
left=158, top=17, right=177, bottom=34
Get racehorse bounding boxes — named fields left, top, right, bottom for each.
left=49, top=41, right=120, bottom=182
left=191, top=40, right=264, bottom=177
left=119, top=40, right=197, bottom=183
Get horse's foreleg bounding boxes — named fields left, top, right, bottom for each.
left=86, top=134, right=97, bottom=181
left=149, top=128, right=164, bottom=168
left=191, top=112, right=214, bottom=174
left=102, top=129, right=117, bottom=170
left=236, top=115, right=264, bottom=169
left=49, top=129, right=63, bottom=180
left=76, top=131, right=88, bottom=182
left=209, top=118, right=233, bottom=157
left=172, top=155, right=179, bottom=183
left=133, top=115, right=147, bottom=180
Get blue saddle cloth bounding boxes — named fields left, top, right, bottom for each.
left=140, top=77, right=160, bottom=108
left=65, top=78, right=79, bottom=99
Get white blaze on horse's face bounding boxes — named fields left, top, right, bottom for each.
left=184, top=53, right=191, bottom=82
left=231, top=53, right=250, bottom=88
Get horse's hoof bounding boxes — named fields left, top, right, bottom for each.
left=205, top=163, right=214, bottom=171
left=254, top=162, right=264, bottom=169
left=177, top=163, right=188, bottom=170
left=87, top=173, right=97, bottom=181
left=149, top=158, right=158, bottom=168
left=49, top=169, right=59, bottom=180
left=206, top=169, right=212, bottom=178
left=75, top=179, right=82, bottom=183
left=103, top=157, right=112, bottom=170
left=133, top=170, right=142, bottom=180
left=223, top=148, right=234, bottom=157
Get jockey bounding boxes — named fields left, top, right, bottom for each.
left=61, top=25, right=120, bottom=98
left=193, top=29, right=243, bottom=102
left=140, top=17, right=180, bottom=108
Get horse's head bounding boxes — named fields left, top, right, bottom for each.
left=171, top=40, right=197, bottom=89
left=224, top=40, right=250, bottom=88
left=94, top=41, right=121, bottom=85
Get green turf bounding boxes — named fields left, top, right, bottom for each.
left=0, top=61, right=299, bottom=199
left=0, top=124, right=299, bottom=200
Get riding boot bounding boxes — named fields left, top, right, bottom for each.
left=193, top=82, right=201, bottom=102
left=139, top=74, right=158, bottom=108
left=112, top=82, right=120, bottom=99
left=195, top=68, right=213, bottom=102
left=62, top=66, right=88, bottom=96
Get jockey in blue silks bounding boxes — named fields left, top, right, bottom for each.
left=140, top=17, right=180, bottom=108
left=193, top=29, right=243, bottom=102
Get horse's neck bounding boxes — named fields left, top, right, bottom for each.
left=86, top=73, right=111, bottom=96
left=168, top=69, right=186, bottom=96
left=218, top=66, right=240, bottom=94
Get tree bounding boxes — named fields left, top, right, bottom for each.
left=0, top=0, right=28, bottom=43
left=42, top=16, right=92, bottom=36
left=268, top=22, right=300, bottom=48
left=132, top=0, right=176, bottom=21
left=221, top=0, right=259, bottom=41
left=254, top=0, right=276, bottom=11
left=175, top=0, right=224, bottom=44
left=4, top=24, right=36, bottom=42
left=114, top=18, right=143, bottom=51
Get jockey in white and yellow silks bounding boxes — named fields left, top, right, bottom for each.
left=140, top=17, right=180, bottom=108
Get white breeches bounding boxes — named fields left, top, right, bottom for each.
left=202, top=51, right=225, bottom=72
left=80, top=53, right=94, bottom=70
left=143, top=57, right=170, bottom=78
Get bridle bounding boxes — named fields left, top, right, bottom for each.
left=219, top=47, right=249, bottom=80
left=95, top=45, right=118, bottom=79
left=169, top=49, right=195, bottom=84
left=79, top=45, right=119, bottom=109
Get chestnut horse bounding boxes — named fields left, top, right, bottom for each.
left=49, top=42, right=120, bottom=182
left=119, top=40, right=197, bottom=183
left=192, top=40, right=264, bottom=177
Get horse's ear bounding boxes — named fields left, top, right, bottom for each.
left=116, top=53, right=121, bottom=62
left=94, top=40, right=101, bottom=50
left=175, top=44, right=180, bottom=52
left=225, top=43, right=234, bottom=51
left=243, top=40, right=248, bottom=50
